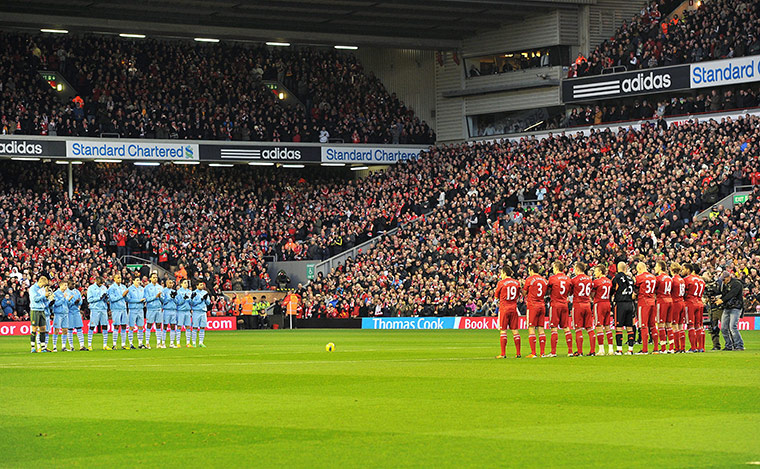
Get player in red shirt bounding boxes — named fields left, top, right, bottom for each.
left=570, top=262, right=595, bottom=356
left=494, top=266, right=521, bottom=359
left=634, top=262, right=658, bottom=354
left=654, top=261, right=674, bottom=353
left=683, top=263, right=706, bottom=352
left=591, top=265, right=613, bottom=356
left=547, top=261, right=573, bottom=357
left=670, top=262, right=686, bottom=353
left=523, top=263, right=548, bottom=358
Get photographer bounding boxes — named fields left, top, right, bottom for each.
left=703, top=271, right=723, bottom=351
left=716, top=270, right=745, bottom=351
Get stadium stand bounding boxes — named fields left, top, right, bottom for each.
left=572, top=0, right=760, bottom=77
left=299, top=114, right=760, bottom=318
left=0, top=32, right=435, bottom=144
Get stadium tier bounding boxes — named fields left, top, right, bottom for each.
left=572, top=0, right=760, bottom=77
left=0, top=32, right=435, bottom=145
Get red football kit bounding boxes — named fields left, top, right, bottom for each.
left=592, top=276, right=612, bottom=327
left=571, top=274, right=593, bottom=329
left=671, top=274, right=686, bottom=325
left=684, top=274, right=705, bottom=327
left=548, top=273, right=571, bottom=328
left=635, top=271, right=658, bottom=353
left=524, top=274, right=548, bottom=328
left=655, top=273, right=673, bottom=323
left=495, top=278, right=520, bottom=331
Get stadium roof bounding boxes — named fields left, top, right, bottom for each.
left=0, top=0, right=594, bottom=49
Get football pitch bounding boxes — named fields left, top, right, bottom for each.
left=1, top=330, right=759, bottom=468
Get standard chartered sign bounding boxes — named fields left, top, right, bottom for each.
left=690, top=55, right=760, bottom=88
left=321, top=146, right=423, bottom=164
left=66, top=140, right=199, bottom=160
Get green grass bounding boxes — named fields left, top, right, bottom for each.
left=1, top=330, right=759, bottom=468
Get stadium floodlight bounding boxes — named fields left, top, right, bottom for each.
left=248, top=162, right=275, bottom=166
left=119, top=33, right=146, bottom=39
left=350, top=165, right=369, bottom=171
left=11, top=157, right=41, bottom=161
left=321, top=163, right=345, bottom=167
left=266, top=42, right=290, bottom=47
left=194, top=37, right=220, bottom=43
left=282, top=164, right=305, bottom=169
left=208, top=163, right=233, bottom=167
left=55, top=160, right=83, bottom=165
left=94, top=159, right=122, bottom=163
left=134, top=162, right=160, bottom=166
left=173, top=161, right=199, bottom=165
left=334, top=45, right=358, bottom=50
left=40, top=29, right=68, bottom=34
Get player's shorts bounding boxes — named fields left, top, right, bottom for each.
left=163, top=310, right=178, bottom=325
left=671, top=301, right=685, bottom=325
left=637, top=302, right=656, bottom=328
left=67, top=312, right=83, bottom=329
left=89, top=310, right=109, bottom=327
left=192, top=312, right=208, bottom=329
left=129, top=311, right=145, bottom=328
left=684, top=301, right=704, bottom=327
left=594, top=302, right=612, bottom=327
left=573, top=302, right=593, bottom=329
left=30, top=310, right=47, bottom=329
left=498, top=305, right=518, bottom=330
left=656, top=300, right=672, bottom=323
left=614, top=302, right=635, bottom=327
left=112, top=310, right=128, bottom=326
left=549, top=303, right=570, bottom=329
left=526, top=302, right=546, bottom=328
left=177, top=311, right=192, bottom=327
left=53, top=313, right=69, bottom=329
left=146, top=309, right=163, bottom=324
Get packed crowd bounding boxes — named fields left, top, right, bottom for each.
left=0, top=32, right=435, bottom=144
left=569, top=0, right=760, bottom=77
left=299, top=114, right=760, bottom=318
left=0, top=157, right=434, bottom=320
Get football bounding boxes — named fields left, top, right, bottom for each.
left=326, top=342, right=335, bottom=352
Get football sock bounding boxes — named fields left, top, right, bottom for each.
left=137, top=328, right=143, bottom=345
left=666, top=328, right=673, bottom=350
left=615, top=330, right=623, bottom=351
left=35, top=332, right=40, bottom=349
left=128, top=329, right=134, bottom=345
left=170, top=328, right=175, bottom=344
left=550, top=330, right=558, bottom=355
left=538, top=333, right=546, bottom=355
left=30, top=333, right=36, bottom=350
left=607, top=329, right=614, bottom=346
left=688, top=327, right=696, bottom=350
left=113, top=327, right=119, bottom=347
left=40, top=332, right=47, bottom=347
left=186, top=328, right=191, bottom=344
left=513, top=334, right=520, bottom=356
left=76, top=329, right=84, bottom=347
left=575, top=330, right=583, bottom=354
left=192, top=329, right=197, bottom=345
left=145, top=327, right=151, bottom=345
left=698, top=327, right=705, bottom=350
left=499, top=333, right=507, bottom=356
left=565, top=330, right=573, bottom=354
left=627, top=330, right=635, bottom=349
left=87, top=328, right=94, bottom=347
left=641, top=327, right=649, bottom=352
left=596, top=331, right=604, bottom=352
left=68, top=330, right=74, bottom=348
left=102, top=329, right=108, bottom=347
left=588, top=330, right=595, bottom=354
left=528, top=334, right=536, bottom=355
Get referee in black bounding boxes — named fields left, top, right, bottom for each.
left=611, top=261, right=636, bottom=355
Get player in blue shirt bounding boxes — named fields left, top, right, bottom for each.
left=127, top=277, right=147, bottom=349
left=86, top=277, right=111, bottom=350
left=65, top=280, right=87, bottom=351
left=144, top=273, right=164, bottom=349
left=162, top=279, right=178, bottom=348
left=108, top=273, right=129, bottom=349
left=51, top=279, right=70, bottom=351
left=176, top=279, right=193, bottom=347
left=29, top=275, right=54, bottom=352
left=190, top=281, right=211, bottom=348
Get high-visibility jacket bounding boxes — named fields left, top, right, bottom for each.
left=241, top=295, right=255, bottom=315
left=284, top=294, right=300, bottom=316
